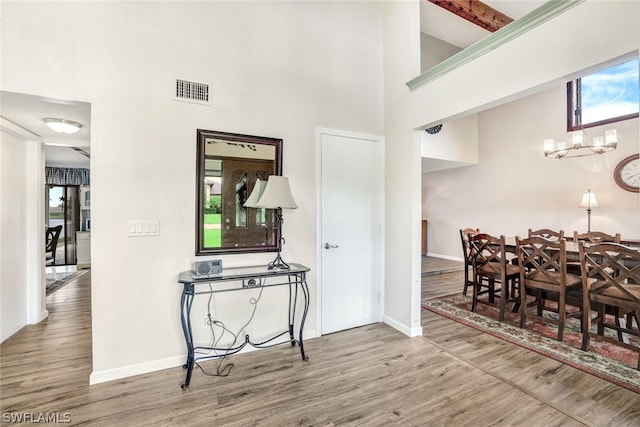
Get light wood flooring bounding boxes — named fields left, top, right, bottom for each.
left=2, top=262, right=640, bottom=426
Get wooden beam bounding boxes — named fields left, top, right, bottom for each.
left=428, top=0, right=514, bottom=32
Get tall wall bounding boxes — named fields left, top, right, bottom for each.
left=1, top=1, right=384, bottom=382
left=383, top=0, right=423, bottom=336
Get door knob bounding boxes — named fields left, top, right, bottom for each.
left=324, top=243, right=339, bottom=249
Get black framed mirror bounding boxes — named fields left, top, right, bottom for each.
left=196, top=129, right=282, bottom=255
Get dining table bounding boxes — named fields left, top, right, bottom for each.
left=503, top=236, right=640, bottom=268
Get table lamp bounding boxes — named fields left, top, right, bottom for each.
left=579, top=189, right=599, bottom=232
left=245, top=176, right=298, bottom=269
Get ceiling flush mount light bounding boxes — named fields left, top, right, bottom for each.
left=543, top=129, right=617, bottom=159
left=43, top=118, right=83, bottom=134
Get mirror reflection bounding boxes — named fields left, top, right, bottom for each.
left=196, top=130, right=282, bottom=255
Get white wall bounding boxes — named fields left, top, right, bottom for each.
left=1, top=128, right=28, bottom=341
left=421, top=114, right=478, bottom=173
left=424, top=83, right=640, bottom=259
left=1, top=1, right=384, bottom=382
left=383, top=0, right=423, bottom=337
left=420, top=32, right=462, bottom=73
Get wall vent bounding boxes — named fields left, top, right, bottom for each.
left=174, top=79, right=212, bottom=105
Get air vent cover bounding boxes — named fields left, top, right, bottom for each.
left=174, top=79, right=212, bottom=105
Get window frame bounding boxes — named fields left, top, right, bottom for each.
left=566, top=60, right=639, bottom=132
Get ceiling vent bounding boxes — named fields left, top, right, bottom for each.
left=174, top=79, right=212, bottom=106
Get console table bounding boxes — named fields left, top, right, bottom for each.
left=177, top=263, right=310, bottom=389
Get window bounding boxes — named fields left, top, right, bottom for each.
left=567, top=58, right=639, bottom=131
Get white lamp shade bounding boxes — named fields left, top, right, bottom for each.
left=255, top=176, right=298, bottom=209
left=579, top=190, right=599, bottom=208
left=244, top=180, right=267, bottom=208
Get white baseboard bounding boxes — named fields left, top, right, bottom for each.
left=90, top=355, right=184, bottom=385
left=90, top=328, right=318, bottom=385
left=383, top=315, right=423, bottom=337
left=426, top=253, right=464, bottom=263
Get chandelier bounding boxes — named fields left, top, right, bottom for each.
left=543, top=129, right=617, bottom=159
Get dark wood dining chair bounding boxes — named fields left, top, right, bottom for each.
left=512, top=228, right=565, bottom=269
left=469, top=233, right=520, bottom=321
left=580, top=242, right=640, bottom=369
left=529, top=228, right=565, bottom=240
left=515, top=236, right=582, bottom=341
left=569, top=231, right=621, bottom=275
left=45, top=225, right=62, bottom=266
left=573, top=231, right=621, bottom=244
left=459, top=228, right=479, bottom=296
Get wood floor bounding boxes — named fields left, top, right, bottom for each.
left=2, top=260, right=640, bottom=426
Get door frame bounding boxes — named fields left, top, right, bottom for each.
left=314, top=127, right=385, bottom=336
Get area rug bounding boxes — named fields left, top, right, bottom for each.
left=46, top=270, right=88, bottom=296
left=422, top=294, right=640, bottom=394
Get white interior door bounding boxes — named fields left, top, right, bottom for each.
left=318, top=129, right=383, bottom=335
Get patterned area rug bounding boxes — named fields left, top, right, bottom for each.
left=46, top=270, right=88, bottom=296
left=422, top=294, right=640, bottom=394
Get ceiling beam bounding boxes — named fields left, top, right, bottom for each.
left=428, top=0, right=514, bottom=32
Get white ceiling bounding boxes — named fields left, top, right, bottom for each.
left=1, top=90, right=91, bottom=168
left=420, top=0, right=548, bottom=48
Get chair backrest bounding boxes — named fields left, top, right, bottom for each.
left=46, top=225, right=62, bottom=263
left=469, top=233, right=507, bottom=276
left=516, top=236, right=569, bottom=286
left=573, top=231, right=621, bottom=244
left=459, top=228, right=479, bottom=262
left=580, top=242, right=640, bottom=308
left=529, top=228, right=564, bottom=241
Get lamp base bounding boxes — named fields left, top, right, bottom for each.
left=267, top=251, right=290, bottom=270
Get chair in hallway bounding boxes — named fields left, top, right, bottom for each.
left=516, top=236, right=582, bottom=341
left=46, top=225, right=62, bottom=279
left=580, top=242, right=640, bottom=369
left=469, top=233, right=520, bottom=321
left=459, top=228, right=479, bottom=296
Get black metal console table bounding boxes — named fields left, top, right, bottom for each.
left=177, top=263, right=310, bottom=389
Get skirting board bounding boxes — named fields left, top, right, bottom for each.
left=90, top=328, right=318, bottom=385
left=427, top=253, right=464, bottom=263
left=384, top=315, right=423, bottom=337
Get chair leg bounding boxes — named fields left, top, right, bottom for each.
left=488, top=279, right=495, bottom=304
left=463, top=264, right=469, bottom=296
left=471, top=277, right=479, bottom=313
left=614, top=307, right=624, bottom=342
left=498, top=280, right=506, bottom=322
left=558, top=291, right=566, bottom=342
left=597, top=305, right=605, bottom=336
left=582, top=293, right=591, bottom=351
left=519, top=284, right=527, bottom=329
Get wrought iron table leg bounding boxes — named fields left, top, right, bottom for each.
left=181, top=284, right=195, bottom=389
left=298, top=275, right=310, bottom=361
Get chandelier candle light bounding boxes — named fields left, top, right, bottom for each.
left=579, top=189, right=599, bottom=232
left=544, top=129, right=617, bottom=159
left=244, top=176, right=298, bottom=270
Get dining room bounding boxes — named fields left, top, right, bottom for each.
left=420, top=47, right=640, bottom=393
left=421, top=61, right=639, bottom=257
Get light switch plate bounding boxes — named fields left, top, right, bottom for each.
left=128, top=220, right=160, bottom=237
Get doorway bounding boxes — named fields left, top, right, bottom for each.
left=46, top=185, right=80, bottom=265
left=317, top=128, right=384, bottom=335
